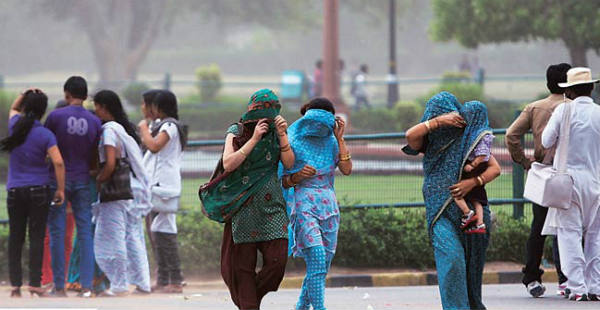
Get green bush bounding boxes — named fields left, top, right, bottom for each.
left=195, top=64, right=223, bottom=103
left=393, top=100, right=423, bottom=131
left=350, top=108, right=399, bottom=133
left=0, top=225, right=9, bottom=277
left=485, top=213, right=530, bottom=262
left=441, top=71, right=472, bottom=84
left=0, top=90, right=15, bottom=179
left=121, top=82, right=150, bottom=106
left=336, top=208, right=434, bottom=269
left=419, top=82, right=485, bottom=106
left=178, top=103, right=301, bottom=139
left=0, top=207, right=548, bottom=278
left=177, top=210, right=223, bottom=275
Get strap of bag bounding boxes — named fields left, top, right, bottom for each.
left=556, top=101, right=571, bottom=173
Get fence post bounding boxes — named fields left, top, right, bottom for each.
left=512, top=110, right=525, bottom=219
left=163, top=72, right=171, bottom=90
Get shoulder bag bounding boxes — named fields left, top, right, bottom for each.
left=100, top=147, right=134, bottom=203
left=523, top=102, right=573, bottom=209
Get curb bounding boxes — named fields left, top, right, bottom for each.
left=278, top=270, right=558, bottom=289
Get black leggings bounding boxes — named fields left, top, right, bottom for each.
left=7, top=185, right=51, bottom=287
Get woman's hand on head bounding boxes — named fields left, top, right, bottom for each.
left=274, top=115, right=288, bottom=136
left=291, top=164, right=317, bottom=183
left=334, top=116, right=346, bottom=140
left=251, top=119, right=270, bottom=142
left=435, top=113, right=466, bottom=129
left=449, top=178, right=477, bottom=199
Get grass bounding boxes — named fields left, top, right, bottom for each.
left=0, top=173, right=525, bottom=221
left=180, top=173, right=515, bottom=208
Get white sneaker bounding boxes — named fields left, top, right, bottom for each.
left=527, top=281, right=546, bottom=298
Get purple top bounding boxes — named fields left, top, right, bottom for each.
left=44, top=105, right=102, bottom=182
left=469, top=134, right=494, bottom=162
left=7, top=115, right=57, bottom=189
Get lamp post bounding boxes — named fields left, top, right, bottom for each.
left=387, top=0, right=399, bottom=108
left=323, top=0, right=347, bottom=116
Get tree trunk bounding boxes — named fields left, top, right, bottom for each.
left=567, top=45, right=589, bottom=67
left=73, top=0, right=166, bottom=90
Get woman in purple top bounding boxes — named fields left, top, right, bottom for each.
left=0, top=89, right=65, bottom=298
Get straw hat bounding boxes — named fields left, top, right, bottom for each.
left=558, top=67, right=599, bottom=88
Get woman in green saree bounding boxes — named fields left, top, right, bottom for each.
left=212, top=89, right=295, bottom=310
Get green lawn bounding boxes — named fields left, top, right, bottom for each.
left=178, top=173, right=516, bottom=208
left=0, top=173, right=523, bottom=221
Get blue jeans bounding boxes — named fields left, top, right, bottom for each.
left=47, top=181, right=94, bottom=290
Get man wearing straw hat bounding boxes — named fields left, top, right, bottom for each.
left=541, top=67, right=600, bottom=302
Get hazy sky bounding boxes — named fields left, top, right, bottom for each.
left=1, top=0, right=599, bottom=80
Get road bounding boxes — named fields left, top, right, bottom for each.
left=1, top=284, right=598, bottom=310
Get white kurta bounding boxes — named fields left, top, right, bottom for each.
left=541, top=96, right=600, bottom=296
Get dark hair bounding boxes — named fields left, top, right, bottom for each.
left=360, top=64, right=368, bottom=73
left=142, top=89, right=162, bottom=106
left=300, top=97, right=336, bottom=115
left=93, top=90, right=141, bottom=145
left=0, top=91, right=48, bottom=152
left=567, top=83, right=595, bottom=98
left=316, top=60, right=323, bottom=69
left=154, top=90, right=178, bottom=120
left=546, top=63, right=571, bottom=94
left=64, top=76, right=88, bottom=100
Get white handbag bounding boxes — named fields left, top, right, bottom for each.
left=523, top=102, right=573, bottom=209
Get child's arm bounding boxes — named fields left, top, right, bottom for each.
left=466, top=155, right=487, bottom=171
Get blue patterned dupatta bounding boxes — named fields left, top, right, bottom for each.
left=403, top=92, right=492, bottom=309
left=403, top=92, right=492, bottom=230
left=280, top=109, right=339, bottom=256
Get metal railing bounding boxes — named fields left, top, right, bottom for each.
left=0, top=128, right=531, bottom=225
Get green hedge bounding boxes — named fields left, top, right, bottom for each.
left=173, top=208, right=541, bottom=275
left=0, top=208, right=543, bottom=278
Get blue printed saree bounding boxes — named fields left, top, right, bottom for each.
left=404, top=92, right=492, bottom=310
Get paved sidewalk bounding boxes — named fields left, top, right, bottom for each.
left=2, top=284, right=599, bottom=310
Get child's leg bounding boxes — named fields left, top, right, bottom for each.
left=454, top=198, right=471, bottom=215
left=473, top=201, right=484, bottom=226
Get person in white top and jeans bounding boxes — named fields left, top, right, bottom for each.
left=542, top=67, right=600, bottom=302
left=138, top=90, right=186, bottom=293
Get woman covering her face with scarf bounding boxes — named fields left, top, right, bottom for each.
left=404, top=92, right=501, bottom=310
left=202, top=89, right=295, bottom=310
left=280, top=98, right=352, bottom=310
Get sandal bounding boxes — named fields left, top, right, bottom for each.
left=460, top=210, right=478, bottom=230
left=466, top=223, right=486, bottom=234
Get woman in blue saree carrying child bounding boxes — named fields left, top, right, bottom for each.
left=404, top=91, right=501, bottom=310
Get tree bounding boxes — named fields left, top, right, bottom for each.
left=39, top=0, right=318, bottom=86
left=430, top=0, right=600, bottom=66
